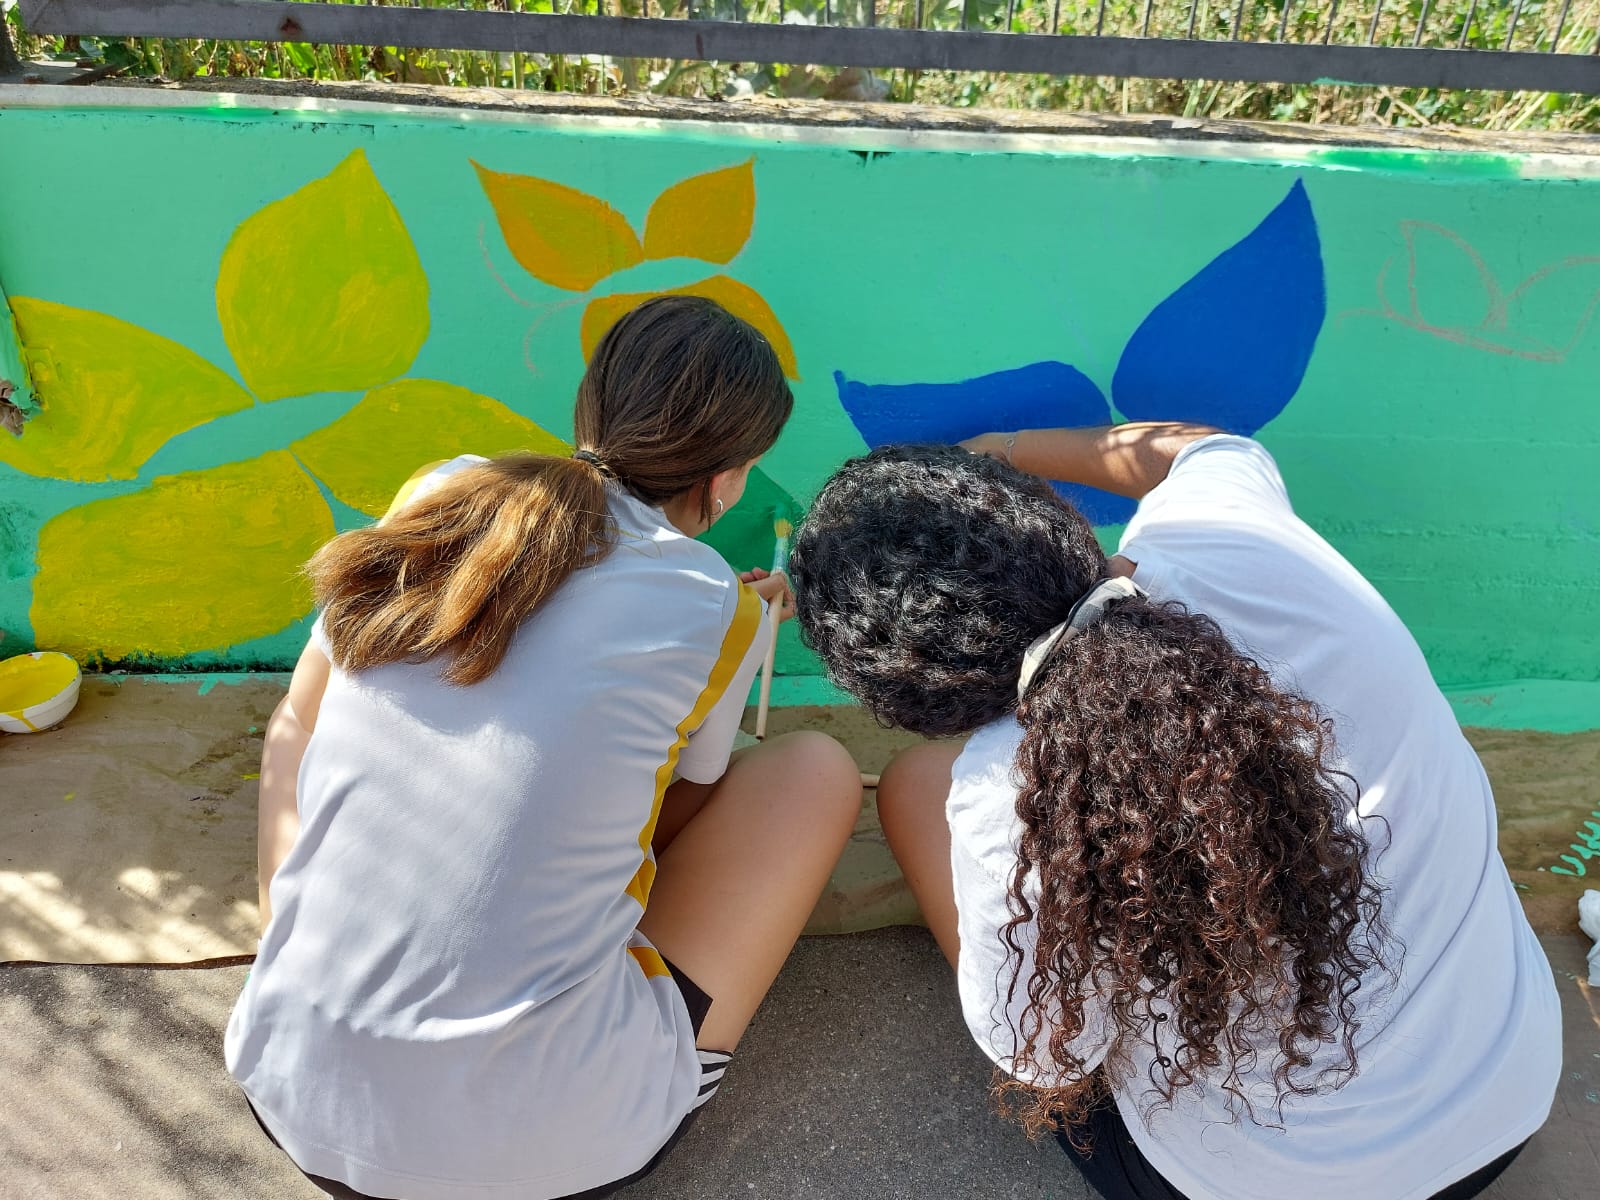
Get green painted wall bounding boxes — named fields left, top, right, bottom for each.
left=0, top=90, right=1595, bottom=730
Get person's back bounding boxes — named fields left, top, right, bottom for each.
left=963, top=436, right=1559, bottom=1197
left=228, top=478, right=751, bottom=1195
left=792, top=429, right=1560, bottom=1200
left=228, top=297, right=863, bottom=1200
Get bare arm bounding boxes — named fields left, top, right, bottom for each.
left=962, top=422, right=1222, bottom=499
left=257, top=639, right=331, bottom=934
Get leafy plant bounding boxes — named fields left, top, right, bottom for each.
left=10, top=0, right=1598, bottom=130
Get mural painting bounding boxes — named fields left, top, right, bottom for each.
left=0, top=96, right=1596, bottom=735
left=837, top=180, right=1325, bottom=523
left=0, top=145, right=800, bottom=666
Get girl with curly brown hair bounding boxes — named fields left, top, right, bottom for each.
left=789, top=425, right=1559, bottom=1200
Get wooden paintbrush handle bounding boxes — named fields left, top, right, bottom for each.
left=754, top=599, right=780, bottom=740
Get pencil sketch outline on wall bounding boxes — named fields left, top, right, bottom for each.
left=1350, top=221, right=1600, bottom=364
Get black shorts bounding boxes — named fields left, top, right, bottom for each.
left=250, top=956, right=726, bottom=1200
left=1057, top=1070, right=1529, bottom=1200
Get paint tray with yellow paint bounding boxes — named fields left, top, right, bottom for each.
left=0, top=651, right=81, bottom=733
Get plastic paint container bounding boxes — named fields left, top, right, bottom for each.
left=0, top=651, right=83, bottom=734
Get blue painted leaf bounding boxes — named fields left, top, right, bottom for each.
left=1112, top=179, right=1325, bottom=437
left=833, top=361, right=1135, bottom=525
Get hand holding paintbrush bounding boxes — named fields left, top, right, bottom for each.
left=753, top=516, right=793, bottom=740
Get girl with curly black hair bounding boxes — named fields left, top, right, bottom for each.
left=789, top=424, right=1559, bottom=1200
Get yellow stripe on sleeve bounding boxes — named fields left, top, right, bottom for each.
left=624, top=581, right=764, bottom=918
left=380, top=459, right=451, bottom=523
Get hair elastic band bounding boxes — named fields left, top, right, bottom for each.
left=571, top=448, right=614, bottom=477
left=1016, top=576, right=1147, bottom=700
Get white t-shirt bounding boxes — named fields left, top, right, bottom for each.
left=948, top=436, right=1560, bottom=1200
left=225, top=458, right=769, bottom=1200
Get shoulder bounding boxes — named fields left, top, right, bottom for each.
left=601, top=487, right=752, bottom=630
left=381, top=455, right=488, bottom=521
left=1128, top=435, right=1291, bottom=531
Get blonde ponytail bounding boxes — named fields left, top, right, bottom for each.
left=309, top=454, right=610, bottom=685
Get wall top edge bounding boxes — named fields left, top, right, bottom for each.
left=2, top=78, right=1599, bottom=178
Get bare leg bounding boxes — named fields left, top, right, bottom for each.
left=638, top=731, right=861, bottom=1052
left=876, top=741, right=965, bottom=969
left=651, top=778, right=716, bottom=855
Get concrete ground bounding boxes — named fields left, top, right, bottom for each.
left=2, top=928, right=1596, bottom=1200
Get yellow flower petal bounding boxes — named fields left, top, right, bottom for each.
left=0, top=299, right=253, bottom=482
left=643, top=160, right=756, bottom=266
left=292, top=379, right=570, bottom=516
left=216, top=149, right=429, bottom=402
left=580, top=276, right=800, bottom=381
left=473, top=160, right=643, bottom=292
left=30, top=451, right=333, bottom=661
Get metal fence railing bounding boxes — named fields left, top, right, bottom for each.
left=15, top=0, right=1600, bottom=93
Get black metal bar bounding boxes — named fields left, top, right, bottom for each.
left=1231, top=0, right=1246, bottom=40
left=1277, top=0, right=1293, bottom=42
left=16, top=0, right=1600, bottom=92
left=1458, top=0, right=1477, bottom=49
left=1368, top=0, right=1384, bottom=46
left=1324, top=0, right=1341, bottom=45
left=1505, top=0, right=1525, bottom=50
left=1549, top=0, right=1570, bottom=51
left=1413, top=0, right=1432, bottom=47
left=1143, top=0, right=1156, bottom=38
left=1096, top=0, right=1109, bottom=38
left=1186, top=0, right=1200, bottom=39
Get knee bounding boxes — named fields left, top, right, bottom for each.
left=876, top=743, right=957, bottom=830
left=767, top=730, right=862, bottom=828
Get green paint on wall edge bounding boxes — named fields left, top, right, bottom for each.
left=1312, top=147, right=1522, bottom=179
left=1446, top=679, right=1600, bottom=734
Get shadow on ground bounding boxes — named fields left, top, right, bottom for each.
left=1, top=929, right=1594, bottom=1199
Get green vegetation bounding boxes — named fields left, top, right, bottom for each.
left=8, top=0, right=1599, bottom=130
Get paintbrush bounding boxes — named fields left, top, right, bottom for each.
left=753, top=513, right=792, bottom=741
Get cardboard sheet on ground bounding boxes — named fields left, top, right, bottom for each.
left=2, top=675, right=1593, bottom=964
left=0, top=677, right=927, bottom=964
left=1, top=676, right=281, bottom=964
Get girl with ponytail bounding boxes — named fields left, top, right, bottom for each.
left=790, top=426, right=1558, bottom=1200
left=227, top=296, right=862, bottom=1200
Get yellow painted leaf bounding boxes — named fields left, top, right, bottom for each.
left=580, top=276, right=800, bottom=380
left=292, top=379, right=570, bottom=516
left=31, top=452, right=334, bottom=661
left=643, top=160, right=756, bottom=266
left=216, top=149, right=429, bottom=402
left=0, top=299, right=252, bottom=482
left=473, top=160, right=643, bottom=292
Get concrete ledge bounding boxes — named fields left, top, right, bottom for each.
left=32, top=75, right=1600, bottom=160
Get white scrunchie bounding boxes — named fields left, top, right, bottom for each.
left=1016, top=576, right=1147, bottom=700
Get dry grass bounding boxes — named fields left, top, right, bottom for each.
left=9, top=0, right=1599, bottom=130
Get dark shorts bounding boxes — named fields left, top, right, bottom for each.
left=250, top=957, right=724, bottom=1200
left=1057, top=1071, right=1529, bottom=1200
